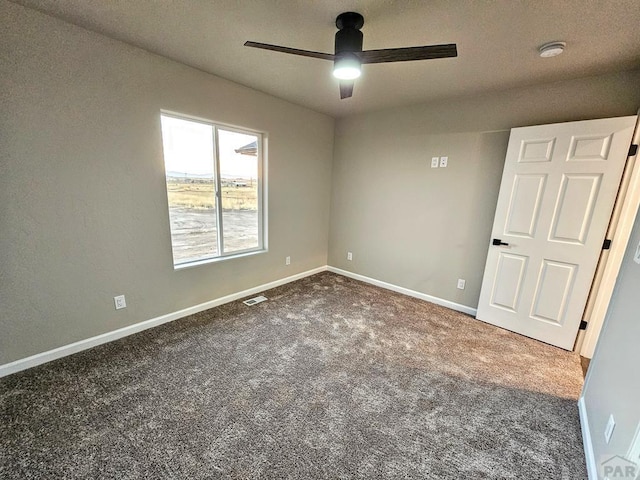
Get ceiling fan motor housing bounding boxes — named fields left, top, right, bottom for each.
left=335, top=12, right=364, bottom=56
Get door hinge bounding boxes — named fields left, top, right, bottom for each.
left=630, top=144, right=639, bottom=157
left=603, top=239, right=612, bottom=250
left=579, top=320, right=588, bottom=330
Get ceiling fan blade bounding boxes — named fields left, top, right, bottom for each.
left=339, top=81, right=354, bottom=100
left=244, top=41, right=334, bottom=61
left=359, top=44, right=457, bottom=64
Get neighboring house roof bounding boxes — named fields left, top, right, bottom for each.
left=235, top=141, right=257, bottom=156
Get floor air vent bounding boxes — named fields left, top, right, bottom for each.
left=243, top=295, right=268, bottom=306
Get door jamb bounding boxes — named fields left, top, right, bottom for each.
left=577, top=111, right=640, bottom=358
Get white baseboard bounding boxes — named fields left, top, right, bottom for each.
left=0, top=266, right=328, bottom=378
left=327, top=266, right=477, bottom=316
left=1, top=265, right=476, bottom=378
left=578, top=396, right=598, bottom=479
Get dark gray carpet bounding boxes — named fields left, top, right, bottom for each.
left=0, top=272, right=587, bottom=479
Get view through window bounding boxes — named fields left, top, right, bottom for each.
left=160, top=113, right=264, bottom=266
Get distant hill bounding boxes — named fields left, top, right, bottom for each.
left=166, top=171, right=254, bottom=181
left=166, top=171, right=214, bottom=179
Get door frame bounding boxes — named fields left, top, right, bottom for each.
left=578, top=110, right=640, bottom=358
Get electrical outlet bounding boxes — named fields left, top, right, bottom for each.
left=440, top=156, right=448, bottom=168
left=605, top=414, right=616, bottom=444
left=431, top=156, right=439, bottom=168
left=457, top=279, right=466, bottom=290
left=285, top=256, right=291, bottom=265
left=347, top=252, right=353, bottom=261
left=114, top=295, right=126, bottom=310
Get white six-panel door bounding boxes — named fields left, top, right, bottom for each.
left=476, top=116, right=637, bottom=350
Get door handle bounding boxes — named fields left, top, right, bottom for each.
left=492, top=238, right=509, bottom=246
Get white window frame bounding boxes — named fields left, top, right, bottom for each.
left=160, top=111, right=266, bottom=269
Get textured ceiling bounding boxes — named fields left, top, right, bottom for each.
left=10, top=0, right=640, bottom=117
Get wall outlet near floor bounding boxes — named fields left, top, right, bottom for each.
left=440, top=156, right=448, bottom=168
left=605, top=414, right=616, bottom=444
left=285, top=256, right=291, bottom=265
left=347, top=252, right=353, bottom=261
left=431, top=156, right=439, bottom=168
left=114, top=295, right=126, bottom=310
left=457, top=279, right=466, bottom=290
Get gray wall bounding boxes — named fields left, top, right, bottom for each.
left=0, top=2, right=334, bottom=364
left=581, top=205, right=640, bottom=475
left=328, top=69, right=640, bottom=309
left=2, top=0, right=640, bottom=368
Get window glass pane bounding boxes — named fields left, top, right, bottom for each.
left=218, top=129, right=260, bottom=253
left=160, top=115, right=218, bottom=264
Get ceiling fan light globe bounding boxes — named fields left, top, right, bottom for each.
left=333, top=66, right=361, bottom=80
left=333, top=55, right=361, bottom=80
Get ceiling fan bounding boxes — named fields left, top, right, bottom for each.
left=245, top=12, right=457, bottom=100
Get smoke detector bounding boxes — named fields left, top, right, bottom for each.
left=539, top=41, right=566, bottom=58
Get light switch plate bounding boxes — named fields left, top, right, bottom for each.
left=431, top=157, right=439, bottom=168
left=634, top=241, right=640, bottom=264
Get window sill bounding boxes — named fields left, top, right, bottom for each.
left=173, top=248, right=267, bottom=271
